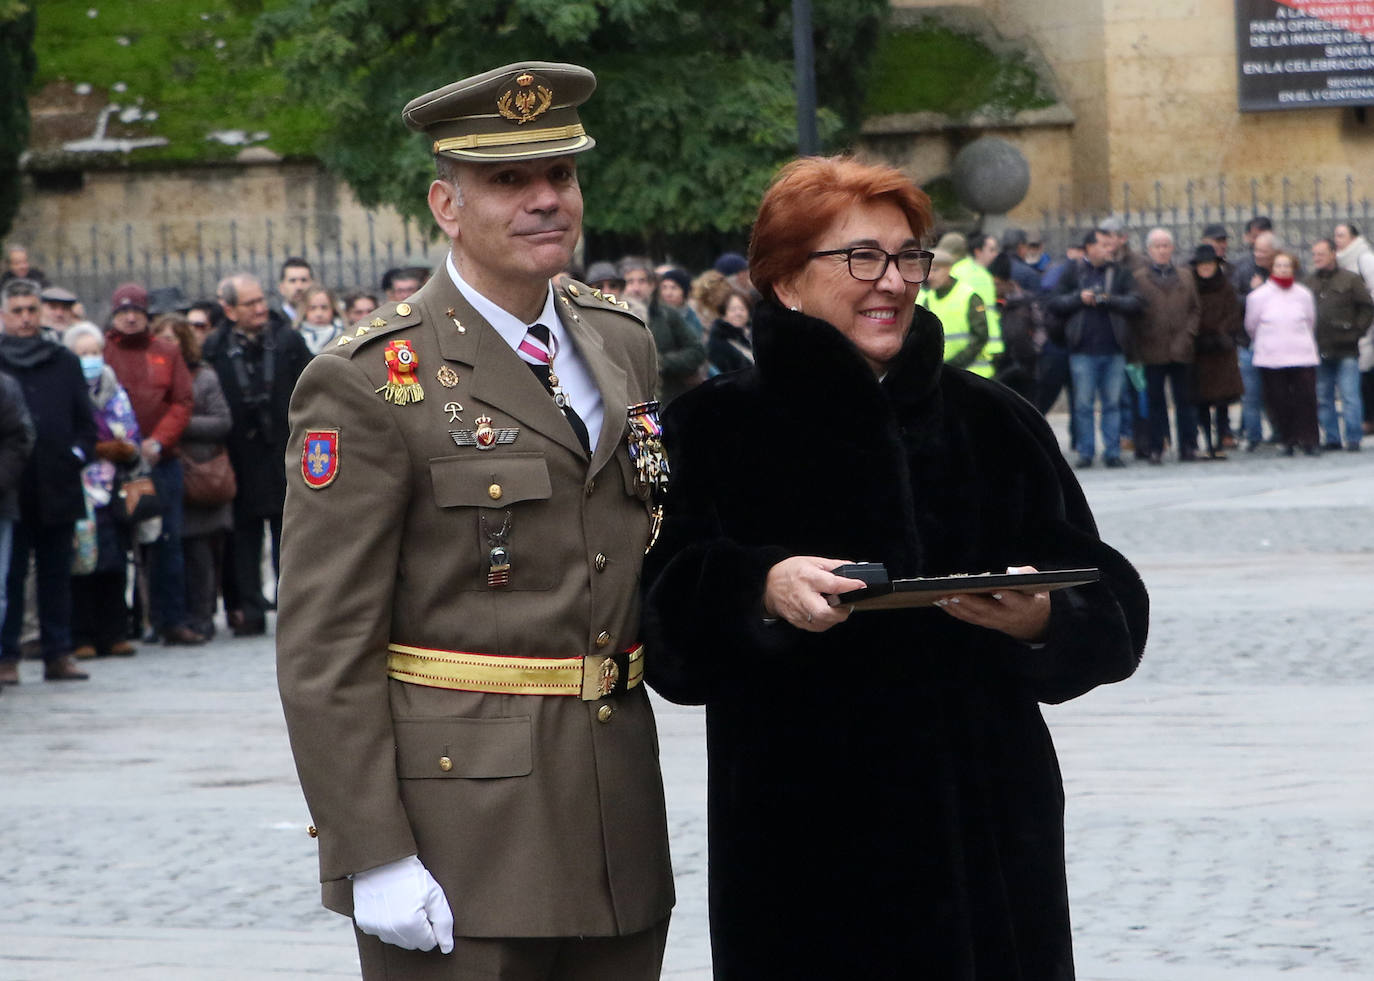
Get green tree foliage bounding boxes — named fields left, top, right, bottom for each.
left=0, top=2, right=36, bottom=240
left=254, top=0, right=887, bottom=250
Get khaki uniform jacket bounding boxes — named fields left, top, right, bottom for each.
left=277, top=268, right=675, bottom=938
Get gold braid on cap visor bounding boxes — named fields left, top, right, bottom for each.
left=432, top=123, right=587, bottom=155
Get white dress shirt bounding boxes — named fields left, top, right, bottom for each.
left=446, top=253, right=604, bottom=453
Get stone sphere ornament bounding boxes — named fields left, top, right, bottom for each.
left=951, top=137, right=1030, bottom=216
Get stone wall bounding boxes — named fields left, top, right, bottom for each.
left=892, top=0, right=1374, bottom=211
left=7, top=159, right=439, bottom=313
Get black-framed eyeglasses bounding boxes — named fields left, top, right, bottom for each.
left=807, top=247, right=935, bottom=285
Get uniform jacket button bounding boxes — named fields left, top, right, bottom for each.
left=439, top=756, right=453, bottom=772
left=594, top=552, right=607, bottom=572
left=596, top=631, right=611, bottom=648
left=488, top=484, right=502, bottom=500
left=307, top=825, right=318, bottom=838
left=597, top=704, right=614, bottom=723
left=585, top=479, right=596, bottom=497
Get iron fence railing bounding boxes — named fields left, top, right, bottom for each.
left=1032, top=175, right=1374, bottom=257
left=19, top=174, right=1374, bottom=323
left=24, top=213, right=444, bottom=325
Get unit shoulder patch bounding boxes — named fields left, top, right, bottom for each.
left=302, top=430, right=340, bottom=488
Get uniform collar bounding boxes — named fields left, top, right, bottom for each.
left=446, top=252, right=560, bottom=350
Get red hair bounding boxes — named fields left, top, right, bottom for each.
left=749, top=155, right=933, bottom=304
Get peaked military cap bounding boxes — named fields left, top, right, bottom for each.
left=403, top=62, right=597, bottom=163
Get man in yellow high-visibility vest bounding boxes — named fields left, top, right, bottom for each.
left=918, top=249, right=1002, bottom=376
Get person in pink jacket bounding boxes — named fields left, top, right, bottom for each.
left=1244, top=251, right=1320, bottom=455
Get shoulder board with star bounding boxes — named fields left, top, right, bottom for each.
left=560, top=280, right=646, bottom=327
left=325, top=300, right=425, bottom=359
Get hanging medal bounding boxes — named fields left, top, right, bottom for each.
left=625, top=400, right=670, bottom=554
left=376, top=339, right=425, bottom=405
left=543, top=332, right=574, bottom=411
left=482, top=510, right=512, bottom=588
left=625, top=400, right=670, bottom=498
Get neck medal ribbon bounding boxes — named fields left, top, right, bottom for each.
left=377, top=339, right=425, bottom=405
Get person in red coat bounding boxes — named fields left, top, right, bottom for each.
left=103, top=283, right=205, bottom=645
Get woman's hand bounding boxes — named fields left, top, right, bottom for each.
left=934, top=565, right=1051, bottom=643
left=763, top=556, right=864, bottom=633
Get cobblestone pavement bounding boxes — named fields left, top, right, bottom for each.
left=1, top=435, right=1371, bottom=979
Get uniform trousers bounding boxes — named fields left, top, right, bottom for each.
left=354, top=916, right=669, bottom=981
left=1259, top=366, right=1319, bottom=449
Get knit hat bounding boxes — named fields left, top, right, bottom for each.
left=713, top=252, right=748, bottom=276
left=659, top=268, right=692, bottom=295
left=110, top=282, right=148, bottom=314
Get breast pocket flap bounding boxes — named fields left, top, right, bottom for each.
left=393, top=716, right=533, bottom=779
left=429, top=453, right=552, bottom=509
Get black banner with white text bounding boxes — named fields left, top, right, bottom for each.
left=1237, top=0, right=1374, bottom=110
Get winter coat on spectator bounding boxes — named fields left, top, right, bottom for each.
left=1305, top=265, right=1374, bottom=360
left=1244, top=279, right=1319, bottom=368
left=0, top=336, right=98, bottom=526
left=1047, top=259, right=1144, bottom=352
left=81, top=366, right=141, bottom=575
left=103, top=329, right=194, bottom=455
left=707, top=319, right=755, bottom=375
left=1191, top=266, right=1245, bottom=404
left=201, top=322, right=311, bottom=519
left=0, top=372, right=35, bottom=522
left=181, top=362, right=234, bottom=539
left=1335, top=234, right=1374, bottom=292
left=644, top=298, right=706, bottom=405
left=1131, top=264, right=1201, bottom=364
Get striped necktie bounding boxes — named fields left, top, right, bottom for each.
left=520, top=324, right=591, bottom=455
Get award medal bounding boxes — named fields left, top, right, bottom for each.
left=625, top=401, right=670, bottom=498
left=376, top=339, right=425, bottom=405
left=482, top=511, right=512, bottom=588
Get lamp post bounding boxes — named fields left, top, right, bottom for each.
left=792, top=0, right=818, bottom=156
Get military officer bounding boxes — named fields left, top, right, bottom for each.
left=277, top=62, right=674, bottom=980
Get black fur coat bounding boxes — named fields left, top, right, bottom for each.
left=643, top=301, right=1149, bottom=980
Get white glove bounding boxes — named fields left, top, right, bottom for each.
left=351, top=855, right=455, bottom=953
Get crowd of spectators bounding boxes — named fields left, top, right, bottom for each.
left=2, top=218, right=1369, bottom=685
left=0, top=252, right=422, bottom=686
left=916, top=217, right=1372, bottom=467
